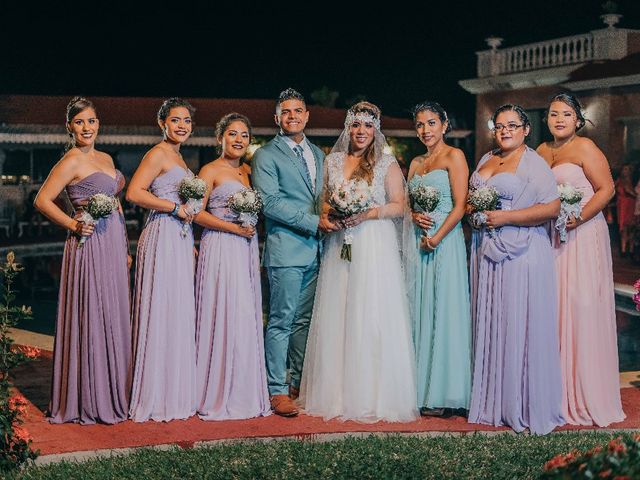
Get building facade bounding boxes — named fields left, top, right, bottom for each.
left=459, top=13, right=640, bottom=169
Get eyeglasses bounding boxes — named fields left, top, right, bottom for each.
left=493, top=123, right=524, bottom=132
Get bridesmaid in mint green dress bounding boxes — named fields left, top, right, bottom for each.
left=405, top=101, right=472, bottom=416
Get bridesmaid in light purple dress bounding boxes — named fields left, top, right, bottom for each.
left=35, top=97, right=131, bottom=424
left=468, top=104, right=565, bottom=435
left=126, top=98, right=198, bottom=422
left=194, top=113, right=270, bottom=420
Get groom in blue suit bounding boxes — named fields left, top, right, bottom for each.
left=252, top=88, right=337, bottom=416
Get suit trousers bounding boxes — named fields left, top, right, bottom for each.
left=265, top=258, right=319, bottom=395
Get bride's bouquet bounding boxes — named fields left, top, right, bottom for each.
left=327, top=179, right=374, bottom=262
left=468, top=186, right=500, bottom=237
left=409, top=183, right=440, bottom=236
left=77, top=193, right=118, bottom=247
left=555, top=182, right=583, bottom=242
left=178, top=176, right=207, bottom=237
left=228, top=188, right=263, bottom=227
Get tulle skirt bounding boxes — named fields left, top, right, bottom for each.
left=300, top=219, right=418, bottom=423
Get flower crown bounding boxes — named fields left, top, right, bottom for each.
left=345, top=111, right=381, bottom=130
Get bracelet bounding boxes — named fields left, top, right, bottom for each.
left=170, top=203, right=180, bottom=216
left=425, top=236, right=437, bottom=250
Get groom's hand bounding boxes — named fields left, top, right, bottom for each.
left=318, top=215, right=339, bottom=233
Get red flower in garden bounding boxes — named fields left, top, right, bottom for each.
left=9, top=394, right=28, bottom=416
left=12, top=425, right=31, bottom=443
left=17, top=345, right=40, bottom=359
left=607, top=437, right=627, bottom=454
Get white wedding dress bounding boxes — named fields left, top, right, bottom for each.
left=299, top=152, right=418, bottom=423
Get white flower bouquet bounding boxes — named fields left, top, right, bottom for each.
left=327, top=179, right=374, bottom=262
left=178, top=176, right=207, bottom=237
left=409, top=183, right=441, bottom=235
left=468, top=185, right=500, bottom=236
left=77, top=193, right=118, bottom=247
left=228, top=188, right=263, bottom=227
left=555, top=182, right=583, bottom=242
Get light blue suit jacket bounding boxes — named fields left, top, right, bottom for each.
left=252, top=135, right=325, bottom=268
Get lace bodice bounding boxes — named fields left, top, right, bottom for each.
left=324, top=152, right=397, bottom=207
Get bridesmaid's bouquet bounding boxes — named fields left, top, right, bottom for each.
left=409, top=183, right=440, bottom=236
left=228, top=188, right=263, bottom=227
left=327, top=179, right=373, bottom=262
left=555, top=182, right=583, bottom=243
left=178, top=176, right=207, bottom=237
left=468, top=186, right=500, bottom=237
left=77, top=193, right=118, bottom=247
left=634, top=279, right=640, bottom=311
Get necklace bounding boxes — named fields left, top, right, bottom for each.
left=551, top=135, right=576, bottom=164
left=421, top=144, right=445, bottom=175
left=222, top=159, right=244, bottom=176
left=498, top=144, right=525, bottom=166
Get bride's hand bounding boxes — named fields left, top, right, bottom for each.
left=343, top=212, right=368, bottom=228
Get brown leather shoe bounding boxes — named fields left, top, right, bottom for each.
left=289, top=385, right=300, bottom=400
left=270, top=394, right=299, bottom=417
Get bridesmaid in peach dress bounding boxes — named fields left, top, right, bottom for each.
left=537, top=93, right=625, bottom=427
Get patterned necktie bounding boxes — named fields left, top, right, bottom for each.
left=293, top=145, right=314, bottom=193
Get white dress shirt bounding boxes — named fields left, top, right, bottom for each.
left=281, top=134, right=317, bottom=192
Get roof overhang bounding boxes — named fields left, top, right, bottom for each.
left=0, top=125, right=454, bottom=147
left=459, top=64, right=584, bottom=94
left=562, top=73, right=640, bottom=91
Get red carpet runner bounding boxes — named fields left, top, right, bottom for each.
left=13, top=351, right=640, bottom=456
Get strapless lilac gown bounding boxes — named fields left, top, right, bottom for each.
left=129, top=166, right=197, bottom=422
left=195, top=181, right=270, bottom=420
left=468, top=149, right=565, bottom=435
left=49, top=171, right=131, bottom=425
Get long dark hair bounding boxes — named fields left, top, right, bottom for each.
left=65, top=96, right=96, bottom=152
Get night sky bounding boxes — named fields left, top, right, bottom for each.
left=3, top=1, right=640, bottom=126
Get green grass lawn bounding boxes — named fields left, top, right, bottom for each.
left=8, top=431, right=639, bottom=480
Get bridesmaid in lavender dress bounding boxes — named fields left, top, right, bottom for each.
left=468, top=104, right=565, bottom=435
left=194, top=113, right=270, bottom=420
left=126, top=98, right=197, bottom=422
left=35, top=97, right=131, bottom=424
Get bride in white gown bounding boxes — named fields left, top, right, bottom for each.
left=299, top=102, right=418, bottom=423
